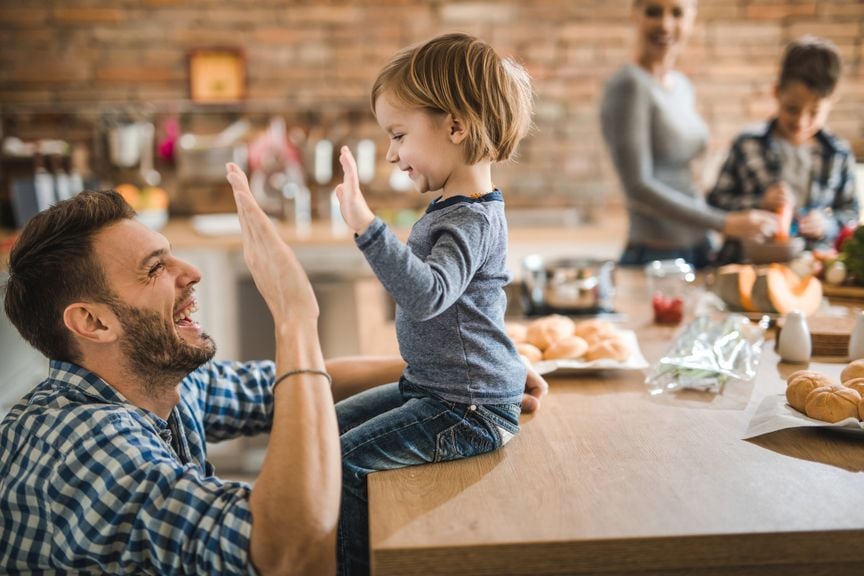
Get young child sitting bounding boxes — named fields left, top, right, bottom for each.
left=708, top=35, right=859, bottom=263
left=333, top=32, right=534, bottom=576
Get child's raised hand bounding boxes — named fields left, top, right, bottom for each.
left=335, top=146, right=375, bottom=235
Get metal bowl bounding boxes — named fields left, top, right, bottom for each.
left=521, top=255, right=616, bottom=315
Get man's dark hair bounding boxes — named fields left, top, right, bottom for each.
left=3, top=190, right=134, bottom=362
left=778, top=35, right=842, bottom=97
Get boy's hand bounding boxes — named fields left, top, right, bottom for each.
left=761, top=182, right=796, bottom=213
left=335, top=146, right=376, bottom=235
left=798, top=209, right=826, bottom=239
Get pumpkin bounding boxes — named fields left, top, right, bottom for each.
left=714, top=264, right=822, bottom=316
left=714, top=265, right=756, bottom=312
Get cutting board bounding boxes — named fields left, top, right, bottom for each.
left=776, top=314, right=857, bottom=358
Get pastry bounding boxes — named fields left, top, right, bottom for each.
left=543, top=335, right=588, bottom=360
left=785, top=372, right=833, bottom=413
left=573, top=318, right=617, bottom=342
left=515, top=342, right=543, bottom=364
left=804, top=385, right=861, bottom=423
left=840, top=359, right=864, bottom=383
left=843, top=377, right=864, bottom=397
left=525, top=314, right=575, bottom=350
left=584, top=336, right=630, bottom=362
left=505, top=322, right=528, bottom=343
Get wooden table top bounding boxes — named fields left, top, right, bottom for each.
left=368, top=269, right=864, bottom=576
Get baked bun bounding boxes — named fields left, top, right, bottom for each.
left=584, top=336, right=630, bottom=362
left=841, top=359, right=864, bottom=383
left=506, top=322, right=528, bottom=343
left=515, top=342, right=543, bottom=364
left=860, top=395, right=864, bottom=421
left=843, top=377, right=864, bottom=397
left=804, top=385, right=861, bottom=423
left=573, top=319, right=617, bottom=342
left=785, top=372, right=833, bottom=413
left=543, top=335, right=588, bottom=360
left=525, top=315, right=575, bottom=350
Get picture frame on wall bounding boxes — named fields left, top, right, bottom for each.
left=187, top=48, right=246, bottom=104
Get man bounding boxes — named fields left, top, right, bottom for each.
left=0, top=165, right=547, bottom=574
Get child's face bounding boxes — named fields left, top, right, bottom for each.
left=374, top=94, right=463, bottom=195
left=773, top=80, right=833, bottom=146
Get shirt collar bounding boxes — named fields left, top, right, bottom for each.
left=426, top=189, right=504, bottom=213
left=762, top=118, right=837, bottom=154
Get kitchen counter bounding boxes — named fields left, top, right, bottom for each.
left=367, top=269, right=864, bottom=576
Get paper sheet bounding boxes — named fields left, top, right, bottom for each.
left=743, top=394, right=864, bottom=439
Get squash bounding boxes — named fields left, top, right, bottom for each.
left=714, top=263, right=822, bottom=316
left=714, top=265, right=756, bottom=312
left=750, top=264, right=822, bottom=316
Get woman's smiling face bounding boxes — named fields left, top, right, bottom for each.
left=633, top=0, right=697, bottom=67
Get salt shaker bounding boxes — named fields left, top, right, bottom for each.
left=777, top=310, right=811, bottom=363
left=848, top=311, right=864, bottom=360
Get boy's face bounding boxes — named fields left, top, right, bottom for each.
left=773, top=80, right=833, bottom=146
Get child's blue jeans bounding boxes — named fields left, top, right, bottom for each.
left=335, top=378, right=521, bottom=576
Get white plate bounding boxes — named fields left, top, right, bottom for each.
left=191, top=213, right=241, bottom=236
left=533, top=330, right=649, bottom=375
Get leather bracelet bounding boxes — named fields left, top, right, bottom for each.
left=273, top=369, right=332, bottom=391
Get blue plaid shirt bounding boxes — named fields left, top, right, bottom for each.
left=0, top=359, right=277, bottom=574
left=707, top=119, right=859, bottom=250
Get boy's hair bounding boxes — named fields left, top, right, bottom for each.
left=3, top=190, right=134, bottom=362
left=371, top=32, right=534, bottom=164
left=778, top=35, right=842, bottom=97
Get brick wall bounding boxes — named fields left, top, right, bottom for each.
left=0, top=0, right=862, bottom=215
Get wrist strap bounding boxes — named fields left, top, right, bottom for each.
left=273, top=369, right=332, bottom=391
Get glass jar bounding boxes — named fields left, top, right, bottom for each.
left=645, top=258, right=695, bottom=325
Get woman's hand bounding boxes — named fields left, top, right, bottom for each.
left=798, top=209, right=826, bottom=239
left=334, top=146, right=376, bottom=235
left=723, top=209, right=778, bottom=241
left=226, top=162, right=319, bottom=322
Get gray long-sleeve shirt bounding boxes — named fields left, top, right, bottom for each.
left=600, top=64, right=726, bottom=248
left=355, top=191, right=526, bottom=405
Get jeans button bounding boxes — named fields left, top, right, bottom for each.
left=469, top=404, right=477, bottom=411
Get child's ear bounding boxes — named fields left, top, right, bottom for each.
left=63, top=302, right=120, bottom=345
left=448, top=115, right=468, bottom=145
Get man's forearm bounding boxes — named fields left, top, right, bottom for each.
left=250, top=320, right=340, bottom=575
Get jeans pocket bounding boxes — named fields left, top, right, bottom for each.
left=434, top=414, right=497, bottom=463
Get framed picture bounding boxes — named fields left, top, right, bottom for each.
left=188, top=48, right=246, bottom=104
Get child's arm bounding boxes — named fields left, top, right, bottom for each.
left=335, top=146, right=375, bottom=236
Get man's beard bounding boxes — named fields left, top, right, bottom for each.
left=110, top=302, right=216, bottom=393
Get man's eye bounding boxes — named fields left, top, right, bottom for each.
left=148, top=262, right=166, bottom=277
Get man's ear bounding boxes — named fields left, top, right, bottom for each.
left=63, top=302, right=119, bottom=344
left=447, top=115, right=468, bottom=145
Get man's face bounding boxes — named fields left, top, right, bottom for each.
left=93, top=219, right=215, bottom=385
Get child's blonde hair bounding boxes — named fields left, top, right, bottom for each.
left=371, top=32, right=534, bottom=164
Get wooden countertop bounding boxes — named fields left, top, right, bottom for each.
left=368, top=269, right=864, bottom=576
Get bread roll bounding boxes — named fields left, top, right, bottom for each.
left=506, top=322, right=528, bottom=343
left=543, top=335, right=588, bottom=360
left=840, top=359, right=864, bottom=383
left=525, top=314, right=575, bottom=350
left=860, top=395, right=864, bottom=421
left=573, top=319, right=616, bottom=341
left=804, top=385, right=861, bottom=423
left=843, top=377, right=864, bottom=397
left=515, top=342, right=543, bottom=364
left=785, top=372, right=832, bottom=413
left=584, top=336, right=630, bottom=362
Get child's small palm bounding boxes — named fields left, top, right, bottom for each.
left=336, top=146, right=375, bottom=234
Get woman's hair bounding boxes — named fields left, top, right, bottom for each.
left=778, top=35, right=842, bottom=97
left=3, top=190, right=134, bottom=362
left=371, top=32, right=534, bottom=163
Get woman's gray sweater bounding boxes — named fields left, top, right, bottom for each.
left=600, top=64, right=726, bottom=248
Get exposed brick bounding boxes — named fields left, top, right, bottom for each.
left=745, top=3, right=818, bottom=20
left=94, top=66, right=180, bottom=83
left=0, top=8, right=48, bottom=26
left=53, top=8, right=124, bottom=24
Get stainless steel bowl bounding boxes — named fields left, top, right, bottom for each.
left=521, top=255, right=616, bottom=315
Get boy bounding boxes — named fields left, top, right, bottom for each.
left=708, top=35, right=859, bottom=263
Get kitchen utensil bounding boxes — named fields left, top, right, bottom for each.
left=521, top=256, right=616, bottom=315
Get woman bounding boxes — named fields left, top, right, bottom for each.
left=600, top=0, right=777, bottom=268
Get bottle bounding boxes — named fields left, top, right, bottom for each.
left=777, top=310, right=811, bottom=363
left=848, top=311, right=864, bottom=360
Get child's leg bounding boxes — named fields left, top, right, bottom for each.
left=335, top=382, right=402, bottom=435
left=337, top=383, right=520, bottom=576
